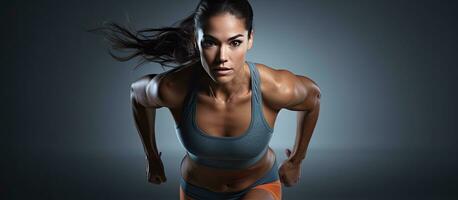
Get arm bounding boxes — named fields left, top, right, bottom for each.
left=282, top=74, right=322, bottom=166
left=131, top=74, right=169, bottom=184
left=269, top=68, right=321, bottom=187
left=130, top=74, right=165, bottom=162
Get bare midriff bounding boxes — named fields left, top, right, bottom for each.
left=180, top=147, right=277, bottom=193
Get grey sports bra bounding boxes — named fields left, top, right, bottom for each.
left=175, top=61, right=274, bottom=169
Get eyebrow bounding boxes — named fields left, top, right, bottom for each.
left=203, top=34, right=244, bottom=41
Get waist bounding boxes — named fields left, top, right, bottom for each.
left=180, top=147, right=277, bottom=192
left=187, top=146, right=269, bottom=169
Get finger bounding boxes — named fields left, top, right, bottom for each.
left=280, top=175, right=287, bottom=184
left=283, top=181, right=292, bottom=187
left=281, top=176, right=293, bottom=187
left=285, top=148, right=292, bottom=157
left=149, top=177, right=158, bottom=184
left=158, top=175, right=166, bottom=183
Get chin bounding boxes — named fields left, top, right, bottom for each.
left=212, top=75, right=233, bottom=83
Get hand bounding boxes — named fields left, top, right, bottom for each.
left=146, top=152, right=167, bottom=184
left=278, top=148, right=301, bottom=187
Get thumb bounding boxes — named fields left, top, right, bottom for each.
left=285, top=148, right=292, bottom=157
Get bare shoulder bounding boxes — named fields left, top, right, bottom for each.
left=132, top=64, right=191, bottom=109
left=255, top=63, right=321, bottom=111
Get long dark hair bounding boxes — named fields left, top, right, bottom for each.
left=87, top=0, right=254, bottom=70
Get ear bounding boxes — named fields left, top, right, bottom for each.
left=247, top=29, right=254, bottom=50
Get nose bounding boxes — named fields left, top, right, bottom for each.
left=218, top=45, right=228, bottom=64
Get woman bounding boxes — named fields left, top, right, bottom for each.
left=92, top=0, right=321, bottom=199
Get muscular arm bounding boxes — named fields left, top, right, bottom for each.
left=287, top=76, right=321, bottom=165
left=278, top=71, right=322, bottom=165
left=130, top=74, right=166, bottom=161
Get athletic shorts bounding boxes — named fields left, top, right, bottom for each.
left=179, top=157, right=281, bottom=200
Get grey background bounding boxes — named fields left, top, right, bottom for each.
left=2, top=0, right=458, bottom=199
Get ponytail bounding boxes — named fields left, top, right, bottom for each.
left=88, top=13, right=200, bottom=70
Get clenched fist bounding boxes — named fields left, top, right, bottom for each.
left=278, top=148, right=301, bottom=187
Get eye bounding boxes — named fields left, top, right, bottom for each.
left=230, top=40, right=242, bottom=47
left=202, top=40, right=216, bottom=47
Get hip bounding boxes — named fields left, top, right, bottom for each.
left=180, top=152, right=280, bottom=199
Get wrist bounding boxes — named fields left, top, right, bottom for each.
left=288, top=157, right=303, bottom=166
left=146, top=152, right=162, bottom=162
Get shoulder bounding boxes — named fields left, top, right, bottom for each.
left=255, top=63, right=321, bottom=111
left=133, top=64, right=192, bottom=109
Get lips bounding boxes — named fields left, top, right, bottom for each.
left=213, top=67, right=232, bottom=71
left=213, top=67, right=233, bottom=76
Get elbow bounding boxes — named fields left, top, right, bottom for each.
left=310, top=85, right=321, bottom=109
left=307, top=80, right=321, bottom=101
left=302, top=84, right=321, bottom=112
left=313, top=85, right=321, bottom=101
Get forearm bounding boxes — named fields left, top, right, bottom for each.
left=288, top=101, right=320, bottom=165
left=131, top=92, right=161, bottom=161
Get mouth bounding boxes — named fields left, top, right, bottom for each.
left=212, top=67, right=233, bottom=76
left=213, top=66, right=232, bottom=70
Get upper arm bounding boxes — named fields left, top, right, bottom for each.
left=274, top=70, right=321, bottom=111
left=130, top=73, right=167, bottom=108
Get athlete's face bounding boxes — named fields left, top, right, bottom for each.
left=195, top=12, right=254, bottom=83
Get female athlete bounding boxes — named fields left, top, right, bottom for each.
left=92, top=0, right=321, bottom=199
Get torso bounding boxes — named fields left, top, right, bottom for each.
left=160, top=61, right=282, bottom=192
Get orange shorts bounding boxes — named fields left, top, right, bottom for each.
left=180, top=180, right=282, bottom=200
left=251, top=179, right=282, bottom=200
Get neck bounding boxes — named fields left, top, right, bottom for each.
left=199, top=62, right=251, bottom=103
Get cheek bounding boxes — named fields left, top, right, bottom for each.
left=227, top=47, right=247, bottom=58
left=201, top=46, right=216, bottom=55
left=201, top=50, right=216, bottom=63
left=233, top=48, right=247, bottom=58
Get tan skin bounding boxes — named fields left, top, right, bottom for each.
left=131, top=13, right=321, bottom=199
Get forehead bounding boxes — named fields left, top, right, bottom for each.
left=202, top=13, right=247, bottom=39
